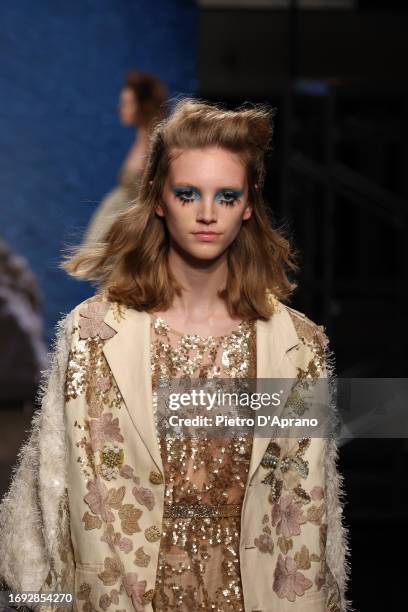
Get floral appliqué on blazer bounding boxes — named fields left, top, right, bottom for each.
left=0, top=292, right=352, bottom=612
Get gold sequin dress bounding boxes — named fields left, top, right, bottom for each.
left=149, top=315, right=256, bottom=612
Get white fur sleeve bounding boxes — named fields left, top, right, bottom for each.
left=323, top=338, right=354, bottom=612
left=0, top=310, right=75, bottom=600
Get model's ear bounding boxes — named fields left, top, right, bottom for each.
left=243, top=201, right=253, bottom=221
left=151, top=180, right=165, bottom=217
left=155, top=198, right=166, bottom=217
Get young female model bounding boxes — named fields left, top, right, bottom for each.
left=0, top=99, right=350, bottom=612
left=81, top=70, right=167, bottom=247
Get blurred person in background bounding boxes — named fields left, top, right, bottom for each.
left=81, top=70, right=168, bottom=247
left=0, top=236, right=47, bottom=403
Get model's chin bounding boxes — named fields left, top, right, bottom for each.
left=190, top=238, right=228, bottom=254
left=171, top=238, right=226, bottom=263
left=188, top=245, right=224, bottom=260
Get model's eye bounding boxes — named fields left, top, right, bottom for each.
left=174, top=189, right=197, bottom=204
left=219, top=191, right=239, bottom=206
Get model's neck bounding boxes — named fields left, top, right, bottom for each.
left=135, top=124, right=149, bottom=143
left=167, top=247, right=229, bottom=319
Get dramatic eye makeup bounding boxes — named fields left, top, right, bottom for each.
left=171, top=186, right=200, bottom=204
left=214, top=189, right=243, bottom=206
left=171, top=185, right=244, bottom=207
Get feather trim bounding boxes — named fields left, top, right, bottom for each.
left=324, top=338, right=354, bottom=612
left=37, top=311, right=75, bottom=593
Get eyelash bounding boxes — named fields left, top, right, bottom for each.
left=174, top=190, right=239, bottom=207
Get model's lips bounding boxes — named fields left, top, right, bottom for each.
left=192, top=232, right=222, bottom=242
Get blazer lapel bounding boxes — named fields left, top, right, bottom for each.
left=247, top=305, right=300, bottom=485
left=102, top=305, right=164, bottom=477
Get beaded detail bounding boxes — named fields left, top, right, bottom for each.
left=149, top=314, right=256, bottom=612
left=163, top=502, right=242, bottom=519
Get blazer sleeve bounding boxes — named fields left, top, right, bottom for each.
left=283, top=314, right=353, bottom=612
left=0, top=310, right=76, bottom=606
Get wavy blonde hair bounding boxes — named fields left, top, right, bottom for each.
left=61, top=97, right=299, bottom=320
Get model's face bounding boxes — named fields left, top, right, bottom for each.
left=118, top=87, right=139, bottom=126
left=156, top=146, right=253, bottom=262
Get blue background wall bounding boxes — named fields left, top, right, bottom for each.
left=0, top=0, right=198, bottom=344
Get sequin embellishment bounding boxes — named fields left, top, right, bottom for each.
left=149, top=314, right=256, bottom=611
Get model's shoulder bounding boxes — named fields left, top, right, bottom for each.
left=282, top=303, right=329, bottom=348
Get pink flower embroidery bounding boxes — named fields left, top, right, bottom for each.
left=272, top=494, right=307, bottom=538
left=78, top=301, right=116, bottom=340
left=100, top=523, right=132, bottom=553
left=120, top=464, right=141, bottom=485
left=119, top=537, right=133, bottom=554
left=254, top=533, right=274, bottom=554
left=122, top=572, right=147, bottom=612
left=273, top=553, right=313, bottom=601
left=310, top=485, right=324, bottom=501
left=99, top=594, right=111, bottom=610
left=120, top=464, right=135, bottom=478
left=89, top=413, right=124, bottom=450
left=132, top=486, right=155, bottom=511
left=84, top=478, right=125, bottom=522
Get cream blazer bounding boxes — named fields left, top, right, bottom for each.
left=0, top=292, right=351, bottom=612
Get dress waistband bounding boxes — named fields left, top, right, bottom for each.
left=163, top=502, right=242, bottom=519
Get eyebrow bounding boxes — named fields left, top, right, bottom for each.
left=171, top=184, right=244, bottom=192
